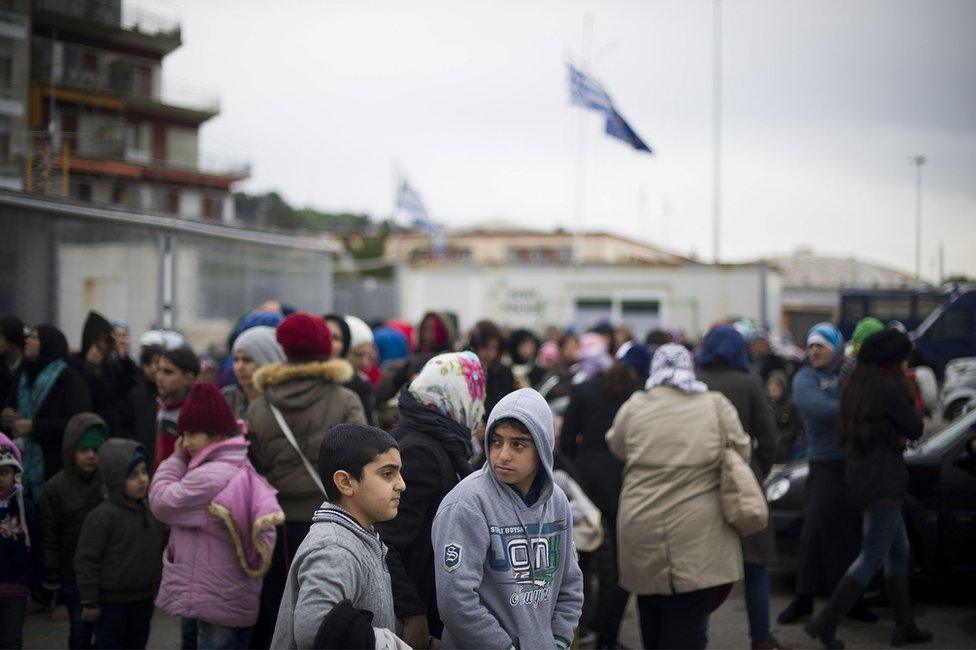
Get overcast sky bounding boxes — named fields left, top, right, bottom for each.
left=162, top=0, right=976, bottom=280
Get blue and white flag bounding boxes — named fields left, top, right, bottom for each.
left=396, top=176, right=445, bottom=254
left=567, top=63, right=652, bottom=154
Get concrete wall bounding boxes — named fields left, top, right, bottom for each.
left=399, top=263, right=782, bottom=339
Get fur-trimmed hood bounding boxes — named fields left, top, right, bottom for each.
left=252, top=359, right=355, bottom=414
left=253, top=359, right=353, bottom=392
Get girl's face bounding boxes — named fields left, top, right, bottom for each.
left=24, top=330, right=40, bottom=361
left=0, top=465, right=14, bottom=494
left=233, top=351, right=257, bottom=389
left=325, top=320, right=345, bottom=358
left=766, top=379, right=783, bottom=402
left=181, top=431, right=216, bottom=457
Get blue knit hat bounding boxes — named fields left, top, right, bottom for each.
left=618, top=343, right=652, bottom=383
left=806, top=322, right=844, bottom=356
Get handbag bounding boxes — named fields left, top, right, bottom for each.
left=561, top=474, right=605, bottom=553
left=269, top=404, right=328, bottom=498
left=712, top=393, right=769, bottom=537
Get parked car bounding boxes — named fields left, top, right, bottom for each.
left=940, top=357, right=976, bottom=421
left=764, top=407, right=976, bottom=583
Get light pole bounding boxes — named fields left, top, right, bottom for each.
left=910, top=154, right=926, bottom=286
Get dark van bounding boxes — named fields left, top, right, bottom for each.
left=912, top=288, right=976, bottom=379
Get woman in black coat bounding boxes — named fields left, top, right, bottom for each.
left=374, top=351, right=485, bottom=649
left=561, top=343, right=650, bottom=649
left=804, top=329, right=932, bottom=649
left=2, top=325, right=91, bottom=490
left=697, top=325, right=782, bottom=650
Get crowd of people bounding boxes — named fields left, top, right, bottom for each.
left=0, top=304, right=936, bottom=650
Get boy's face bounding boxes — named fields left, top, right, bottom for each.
left=74, top=447, right=99, bottom=474
left=338, top=448, right=405, bottom=527
left=181, top=432, right=213, bottom=457
left=124, top=461, right=149, bottom=501
left=489, top=423, right=539, bottom=496
left=0, top=466, right=14, bottom=494
left=156, top=356, right=194, bottom=397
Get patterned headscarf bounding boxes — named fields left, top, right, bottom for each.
left=408, top=351, right=486, bottom=431
left=646, top=344, right=707, bottom=393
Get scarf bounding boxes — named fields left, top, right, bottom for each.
left=18, top=358, right=67, bottom=421
left=408, top=351, right=486, bottom=434
left=646, top=344, right=708, bottom=393
left=699, top=325, right=750, bottom=373
left=396, top=388, right=475, bottom=478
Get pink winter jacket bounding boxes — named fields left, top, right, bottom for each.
left=149, top=436, right=283, bottom=628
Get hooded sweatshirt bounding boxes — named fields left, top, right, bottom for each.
left=271, top=503, right=396, bottom=649
left=39, top=412, right=106, bottom=588
left=74, top=438, right=166, bottom=606
left=432, top=388, right=584, bottom=650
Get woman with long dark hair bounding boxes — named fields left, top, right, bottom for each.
left=804, top=328, right=932, bottom=649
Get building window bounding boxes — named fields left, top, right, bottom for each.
left=0, top=116, right=9, bottom=163
left=0, top=38, right=13, bottom=90
left=202, top=195, right=219, bottom=220
left=165, top=189, right=179, bottom=214
left=77, top=180, right=92, bottom=201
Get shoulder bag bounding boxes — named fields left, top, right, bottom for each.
left=269, top=404, right=328, bottom=498
left=712, top=393, right=769, bottom=537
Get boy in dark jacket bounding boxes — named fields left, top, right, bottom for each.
left=74, top=439, right=166, bottom=650
left=0, top=432, right=40, bottom=649
left=40, top=412, right=107, bottom=649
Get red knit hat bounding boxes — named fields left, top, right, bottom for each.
left=178, top=383, right=239, bottom=436
left=276, top=312, right=332, bottom=362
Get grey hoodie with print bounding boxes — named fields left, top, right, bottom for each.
left=432, top=388, right=583, bottom=649
left=271, top=502, right=396, bottom=649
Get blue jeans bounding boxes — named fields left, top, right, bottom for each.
left=93, top=599, right=154, bottom=649
left=64, top=585, right=95, bottom=649
left=184, top=619, right=252, bottom=650
left=744, top=563, right=771, bottom=643
left=846, top=505, right=910, bottom=586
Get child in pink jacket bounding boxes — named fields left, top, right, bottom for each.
left=149, top=383, right=283, bottom=650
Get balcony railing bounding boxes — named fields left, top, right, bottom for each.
left=33, top=0, right=180, bottom=39
left=32, top=37, right=219, bottom=114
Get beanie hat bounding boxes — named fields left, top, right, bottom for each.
left=76, top=427, right=107, bottom=452
left=0, top=433, right=23, bottom=476
left=373, top=327, right=409, bottom=365
left=178, top=382, right=239, bottom=437
left=857, top=328, right=913, bottom=366
left=345, top=315, right=374, bottom=350
left=851, top=317, right=885, bottom=354
left=232, top=326, right=286, bottom=367
left=276, top=312, right=332, bottom=362
left=806, top=322, right=843, bottom=355
left=127, top=450, right=147, bottom=476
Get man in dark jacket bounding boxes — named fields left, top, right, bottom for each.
left=375, top=353, right=483, bottom=649
left=39, top=412, right=106, bottom=649
left=70, top=312, right=123, bottom=436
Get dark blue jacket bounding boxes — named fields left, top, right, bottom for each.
left=792, top=365, right=844, bottom=462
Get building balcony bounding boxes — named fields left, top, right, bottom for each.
left=33, top=0, right=181, bottom=56
left=32, top=37, right=219, bottom=120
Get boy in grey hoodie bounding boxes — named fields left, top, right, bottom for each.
left=272, top=423, right=407, bottom=649
left=432, top=388, right=584, bottom=649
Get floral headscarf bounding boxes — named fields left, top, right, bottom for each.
left=408, top=351, right=486, bottom=431
left=646, top=344, right=707, bottom=393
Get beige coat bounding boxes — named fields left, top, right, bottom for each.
left=248, top=360, right=366, bottom=522
left=606, top=386, right=751, bottom=595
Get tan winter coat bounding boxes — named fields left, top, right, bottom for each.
left=247, top=360, right=366, bottom=522
left=606, top=386, right=751, bottom=595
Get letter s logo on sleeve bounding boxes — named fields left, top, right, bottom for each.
left=444, top=542, right=462, bottom=572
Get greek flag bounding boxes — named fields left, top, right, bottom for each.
left=396, top=176, right=445, bottom=254
left=568, top=63, right=652, bottom=154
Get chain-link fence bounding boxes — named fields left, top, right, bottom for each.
left=0, top=190, right=335, bottom=352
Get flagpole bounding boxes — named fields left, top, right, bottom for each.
left=573, top=14, right=593, bottom=267
left=712, top=0, right=722, bottom=265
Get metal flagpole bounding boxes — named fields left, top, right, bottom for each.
left=712, top=0, right=722, bottom=265
left=910, top=154, right=926, bottom=286
left=573, top=14, right=593, bottom=266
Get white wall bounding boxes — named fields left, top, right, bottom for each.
left=179, top=188, right=202, bottom=219
left=399, top=263, right=782, bottom=339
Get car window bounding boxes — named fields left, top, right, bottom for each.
left=916, top=408, right=976, bottom=453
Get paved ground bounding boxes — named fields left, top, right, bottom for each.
left=23, top=571, right=976, bottom=648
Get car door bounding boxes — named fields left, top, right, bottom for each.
left=939, top=428, right=976, bottom=579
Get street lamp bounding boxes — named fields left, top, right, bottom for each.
left=909, top=155, right=926, bottom=286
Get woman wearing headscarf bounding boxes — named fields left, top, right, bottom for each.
left=323, top=314, right=377, bottom=425
left=506, top=328, right=543, bottom=388
left=778, top=323, right=875, bottom=625
left=221, top=326, right=285, bottom=424
left=608, top=344, right=750, bottom=649
left=573, top=332, right=613, bottom=385
left=697, top=326, right=783, bottom=650
left=416, top=312, right=455, bottom=354
left=375, top=352, right=486, bottom=649
left=2, top=325, right=91, bottom=495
